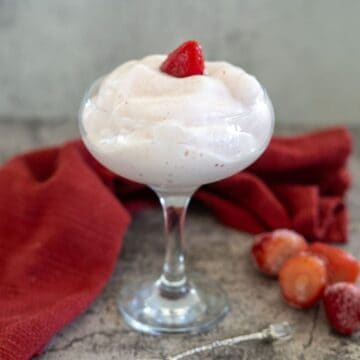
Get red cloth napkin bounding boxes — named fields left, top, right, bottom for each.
left=0, top=126, right=352, bottom=359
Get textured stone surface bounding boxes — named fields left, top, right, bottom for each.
left=1, top=1, right=360, bottom=125
left=1, top=122, right=360, bottom=359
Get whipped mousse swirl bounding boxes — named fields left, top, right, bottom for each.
left=81, top=55, right=274, bottom=190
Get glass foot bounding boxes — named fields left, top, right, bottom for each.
left=117, top=273, right=229, bottom=335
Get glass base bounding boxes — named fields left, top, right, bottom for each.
left=117, top=273, right=229, bottom=335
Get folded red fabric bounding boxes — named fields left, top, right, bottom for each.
left=198, top=126, right=352, bottom=242
left=0, top=126, right=352, bottom=359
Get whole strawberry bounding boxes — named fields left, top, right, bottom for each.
left=251, top=229, right=308, bottom=277
left=309, top=242, right=359, bottom=284
left=160, top=40, right=205, bottom=78
left=323, top=283, right=360, bottom=335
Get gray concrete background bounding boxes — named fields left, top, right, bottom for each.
left=0, top=0, right=359, bottom=126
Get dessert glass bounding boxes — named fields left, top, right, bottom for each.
left=79, top=77, right=274, bottom=335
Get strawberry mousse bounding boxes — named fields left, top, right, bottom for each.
left=80, top=42, right=273, bottom=192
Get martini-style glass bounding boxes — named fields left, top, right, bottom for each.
left=79, top=77, right=274, bottom=335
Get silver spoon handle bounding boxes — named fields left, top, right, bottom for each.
left=167, top=322, right=293, bottom=360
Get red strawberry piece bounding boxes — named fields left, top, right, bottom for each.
left=279, top=253, right=327, bottom=309
left=160, top=40, right=204, bottom=78
left=309, top=242, right=359, bottom=284
left=251, top=229, right=308, bottom=276
left=323, top=282, right=360, bottom=335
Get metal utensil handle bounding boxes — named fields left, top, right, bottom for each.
left=167, top=322, right=293, bottom=360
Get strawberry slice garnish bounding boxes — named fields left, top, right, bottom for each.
left=279, top=253, right=327, bottom=309
left=309, top=243, right=359, bottom=284
left=160, top=40, right=204, bottom=78
left=323, top=283, right=360, bottom=335
left=251, top=229, right=308, bottom=277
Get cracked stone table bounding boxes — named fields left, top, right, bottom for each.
left=1, top=121, right=360, bottom=360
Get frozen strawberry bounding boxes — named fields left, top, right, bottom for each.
left=309, top=243, right=359, bottom=284
left=160, top=40, right=204, bottom=78
left=323, top=283, right=360, bottom=335
left=279, top=253, right=327, bottom=309
left=251, top=229, right=308, bottom=276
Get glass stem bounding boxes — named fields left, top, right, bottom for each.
left=156, top=191, right=194, bottom=296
